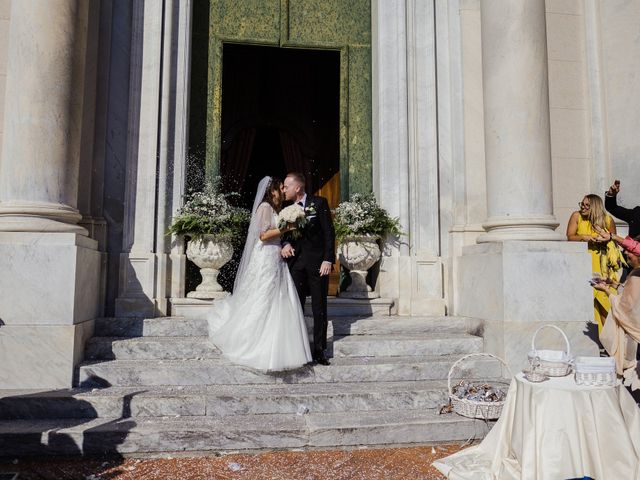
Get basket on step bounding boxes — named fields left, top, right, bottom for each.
left=447, top=353, right=512, bottom=420
left=527, top=324, right=573, bottom=377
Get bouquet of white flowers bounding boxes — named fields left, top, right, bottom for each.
left=277, top=203, right=308, bottom=238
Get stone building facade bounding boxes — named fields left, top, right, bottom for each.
left=1, top=0, right=639, bottom=388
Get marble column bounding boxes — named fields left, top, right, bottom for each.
left=456, top=0, right=596, bottom=372
left=0, top=0, right=100, bottom=389
left=0, top=0, right=88, bottom=234
left=478, top=0, right=562, bottom=242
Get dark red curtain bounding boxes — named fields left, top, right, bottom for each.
left=220, top=128, right=256, bottom=191
left=279, top=129, right=311, bottom=190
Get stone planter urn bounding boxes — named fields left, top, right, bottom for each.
left=338, top=235, right=381, bottom=299
left=186, top=235, right=233, bottom=299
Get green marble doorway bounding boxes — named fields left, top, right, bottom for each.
left=199, top=0, right=372, bottom=198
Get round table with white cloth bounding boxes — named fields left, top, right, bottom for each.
left=433, top=372, right=640, bottom=479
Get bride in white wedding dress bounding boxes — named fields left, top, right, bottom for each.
left=207, top=176, right=312, bottom=371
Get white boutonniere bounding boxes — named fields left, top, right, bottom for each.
left=304, top=203, right=317, bottom=217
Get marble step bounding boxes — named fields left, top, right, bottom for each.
left=78, top=355, right=502, bottom=387
left=0, top=380, right=456, bottom=419
left=94, top=317, right=208, bottom=338
left=85, top=337, right=219, bottom=361
left=171, top=296, right=397, bottom=319
left=331, top=316, right=481, bottom=336
left=305, top=297, right=396, bottom=316
left=87, top=331, right=481, bottom=362
left=332, top=334, right=483, bottom=357
left=94, top=315, right=480, bottom=339
left=0, top=410, right=491, bottom=456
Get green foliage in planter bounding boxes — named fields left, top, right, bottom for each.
left=168, top=181, right=250, bottom=243
left=333, top=193, right=402, bottom=244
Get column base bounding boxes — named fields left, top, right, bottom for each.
left=0, top=201, right=87, bottom=235
left=478, top=215, right=563, bottom=243
left=0, top=232, right=101, bottom=388
left=0, top=321, right=94, bottom=389
left=456, top=241, right=599, bottom=372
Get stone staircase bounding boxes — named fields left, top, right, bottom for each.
left=0, top=314, right=500, bottom=456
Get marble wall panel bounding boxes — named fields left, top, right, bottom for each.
left=74, top=243, right=102, bottom=323
left=502, top=244, right=592, bottom=322
left=545, top=6, right=591, bottom=233
left=546, top=12, right=583, bottom=62
left=548, top=60, right=587, bottom=110
left=599, top=1, right=640, bottom=208
left=103, top=0, right=132, bottom=316
left=0, top=233, right=100, bottom=326
left=458, top=242, right=592, bottom=324
left=551, top=156, right=590, bottom=235
left=549, top=108, right=590, bottom=161
left=0, top=0, right=9, bottom=162
left=458, top=241, right=597, bottom=372
left=545, top=0, right=582, bottom=16
left=410, top=258, right=445, bottom=315
left=0, top=321, right=93, bottom=389
left=456, top=244, right=504, bottom=321
left=0, top=0, right=10, bottom=19
left=0, top=15, right=8, bottom=74
left=459, top=3, right=486, bottom=228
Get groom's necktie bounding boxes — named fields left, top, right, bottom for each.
left=297, top=201, right=304, bottom=207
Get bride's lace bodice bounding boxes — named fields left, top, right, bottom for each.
left=256, top=203, right=280, bottom=246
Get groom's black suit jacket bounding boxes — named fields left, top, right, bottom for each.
left=286, top=195, right=336, bottom=268
left=285, top=194, right=335, bottom=358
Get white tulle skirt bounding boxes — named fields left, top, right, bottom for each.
left=207, top=242, right=312, bottom=371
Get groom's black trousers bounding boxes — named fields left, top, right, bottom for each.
left=290, top=262, right=329, bottom=356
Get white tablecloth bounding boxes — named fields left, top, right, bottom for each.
left=433, top=373, right=640, bottom=479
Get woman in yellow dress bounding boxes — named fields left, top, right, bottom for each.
left=567, top=194, right=626, bottom=332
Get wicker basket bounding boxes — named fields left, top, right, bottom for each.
left=575, top=371, right=617, bottom=386
left=527, top=325, right=573, bottom=377
left=523, top=357, right=549, bottom=383
left=574, top=356, right=617, bottom=386
left=447, top=353, right=512, bottom=420
left=523, top=369, right=548, bottom=383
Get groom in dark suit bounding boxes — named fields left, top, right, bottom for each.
left=281, top=172, right=335, bottom=365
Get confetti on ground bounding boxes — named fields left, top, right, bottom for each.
left=0, top=444, right=469, bottom=479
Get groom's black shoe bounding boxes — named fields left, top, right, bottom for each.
left=314, top=355, right=330, bottom=366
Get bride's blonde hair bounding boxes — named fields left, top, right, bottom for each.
left=585, top=194, right=608, bottom=230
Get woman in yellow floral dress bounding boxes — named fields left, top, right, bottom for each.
left=567, top=194, right=626, bottom=332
